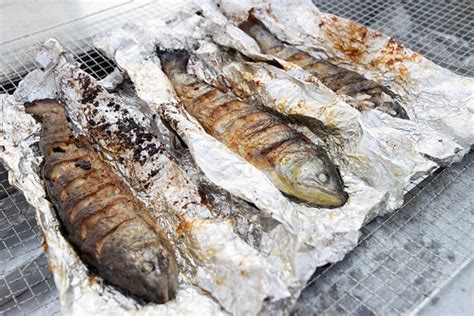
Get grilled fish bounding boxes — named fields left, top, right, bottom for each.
left=239, top=17, right=409, bottom=119
left=157, top=49, right=348, bottom=208
left=26, top=100, right=178, bottom=303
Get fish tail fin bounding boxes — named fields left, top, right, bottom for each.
left=238, top=13, right=263, bottom=35
left=24, top=99, right=66, bottom=123
left=25, top=100, right=71, bottom=151
left=239, top=14, right=281, bottom=51
left=156, top=48, right=190, bottom=76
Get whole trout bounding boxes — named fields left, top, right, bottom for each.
left=157, top=49, right=348, bottom=208
left=26, top=100, right=178, bottom=303
left=240, top=17, right=409, bottom=119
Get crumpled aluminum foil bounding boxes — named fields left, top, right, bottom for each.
left=0, top=58, right=228, bottom=315
left=3, top=38, right=300, bottom=315
left=0, top=1, right=473, bottom=315
left=198, top=0, right=474, bottom=150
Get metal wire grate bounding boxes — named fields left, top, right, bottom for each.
left=0, top=1, right=472, bottom=315
left=0, top=166, right=59, bottom=315
left=292, top=1, right=474, bottom=314
left=0, top=2, right=187, bottom=314
left=293, top=153, right=473, bottom=315
left=314, top=0, right=474, bottom=77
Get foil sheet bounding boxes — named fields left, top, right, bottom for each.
left=0, top=1, right=473, bottom=315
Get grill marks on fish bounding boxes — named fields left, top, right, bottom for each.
left=174, top=76, right=304, bottom=170
left=25, top=100, right=178, bottom=304
left=157, top=49, right=348, bottom=207
left=239, top=17, right=409, bottom=119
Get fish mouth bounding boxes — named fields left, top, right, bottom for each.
left=275, top=163, right=349, bottom=208
left=379, top=102, right=409, bottom=119
left=282, top=179, right=349, bottom=208
left=310, top=187, right=349, bottom=208
left=395, top=107, right=409, bottom=119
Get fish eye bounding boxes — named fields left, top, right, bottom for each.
left=318, top=173, right=328, bottom=183
left=141, top=261, right=155, bottom=273
left=298, top=172, right=328, bottom=187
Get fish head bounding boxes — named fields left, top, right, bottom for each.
left=373, top=92, right=409, bottom=119
left=101, top=235, right=179, bottom=304
left=277, top=151, right=348, bottom=208
left=129, top=244, right=179, bottom=303
left=377, top=101, right=409, bottom=119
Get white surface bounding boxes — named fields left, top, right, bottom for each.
left=0, top=0, right=130, bottom=43
left=418, top=260, right=474, bottom=316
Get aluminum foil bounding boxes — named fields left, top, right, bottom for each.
left=0, top=61, right=231, bottom=316
left=0, top=1, right=473, bottom=315
left=198, top=0, right=474, bottom=150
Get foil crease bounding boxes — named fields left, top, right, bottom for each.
left=0, top=1, right=472, bottom=315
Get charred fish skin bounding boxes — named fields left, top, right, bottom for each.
left=157, top=49, right=348, bottom=208
left=25, top=100, right=178, bottom=304
left=239, top=17, right=409, bottom=119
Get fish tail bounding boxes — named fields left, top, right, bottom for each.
left=238, top=14, right=261, bottom=35
left=25, top=99, right=71, bottom=153
left=239, top=15, right=282, bottom=52
left=24, top=99, right=65, bottom=122
left=156, top=48, right=190, bottom=76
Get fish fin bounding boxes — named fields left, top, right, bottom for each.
left=24, top=99, right=64, bottom=122
left=156, top=48, right=190, bottom=75
left=238, top=13, right=264, bottom=34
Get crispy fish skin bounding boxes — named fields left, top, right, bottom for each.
left=26, top=100, right=178, bottom=303
left=157, top=50, right=348, bottom=208
left=239, top=17, right=409, bottom=119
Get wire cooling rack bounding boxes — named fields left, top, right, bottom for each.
left=0, top=0, right=472, bottom=315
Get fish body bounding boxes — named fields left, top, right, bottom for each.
left=26, top=100, right=178, bottom=303
left=158, top=50, right=348, bottom=208
left=239, top=18, right=409, bottom=119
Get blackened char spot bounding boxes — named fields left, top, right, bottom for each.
left=133, top=149, right=143, bottom=164
left=52, top=146, right=66, bottom=153
left=144, top=143, right=160, bottom=156
left=74, top=141, right=87, bottom=149
left=197, top=190, right=213, bottom=209
left=79, top=73, right=102, bottom=104
left=155, top=48, right=190, bottom=75
left=149, top=169, right=160, bottom=178
left=88, top=99, right=168, bottom=168
left=135, top=133, right=153, bottom=144
left=75, top=160, right=92, bottom=170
